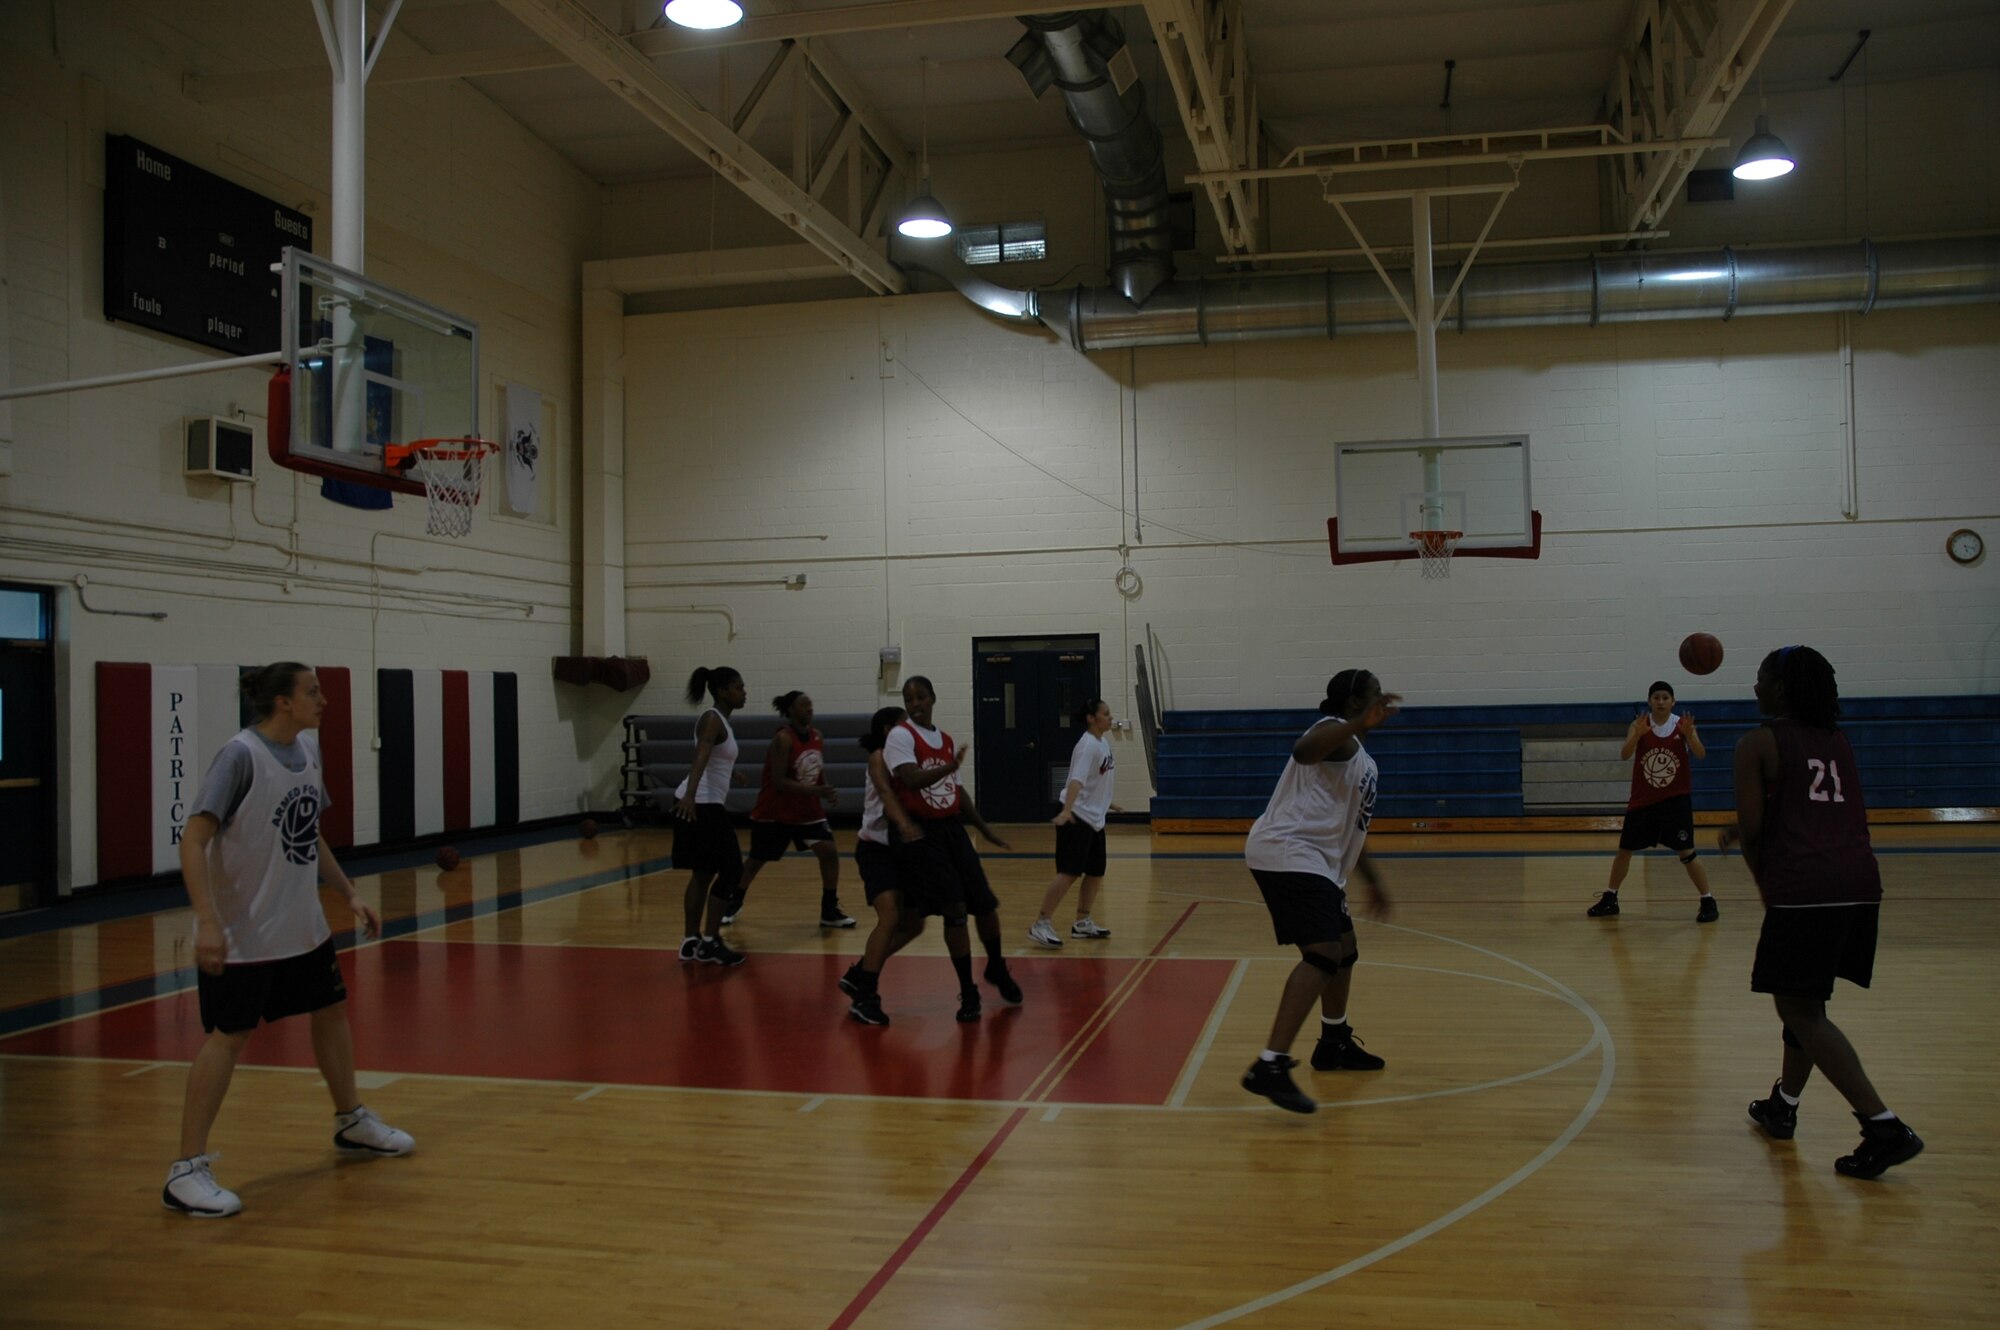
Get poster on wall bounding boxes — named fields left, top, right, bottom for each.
left=504, top=382, right=541, bottom=516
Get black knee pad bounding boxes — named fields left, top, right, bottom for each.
left=1679, top=850, right=1698, bottom=864
left=1300, top=949, right=1342, bottom=976
left=942, top=910, right=969, bottom=929
left=1781, top=1024, right=1803, bottom=1051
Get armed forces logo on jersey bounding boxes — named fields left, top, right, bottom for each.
left=795, top=749, right=824, bottom=785
left=918, top=758, right=958, bottom=811
left=271, top=785, right=323, bottom=865
left=1642, top=747, right=1683, bottom=789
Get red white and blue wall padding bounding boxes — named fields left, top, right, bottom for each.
left=95, top=663, right=355, bottom=881
left=376, top=669, right=519, bottom=843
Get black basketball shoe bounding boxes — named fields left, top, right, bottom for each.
left=1835, top=1114, right=1924, bottom=1179
left=1242, top=1056, right=1317, bottom=1114
left=1311, top=1023, right=1385, bottom=1071
left=1586, top=891, right=1621, bottom=918
left=1747, top=1082, right=1798, bottom=1140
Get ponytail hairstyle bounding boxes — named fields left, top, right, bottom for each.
left=241, top=662, right=312, bottom=720
left=684, top=665, right=743, bottom=706
left=1318, top=669, right=1374, bottom=718
left=772, top=690, right=805, bottom=718
left=1762, top=645, right=1841, bottom=730
left=860, top=706, right=906, bottom=754
left=1074, top=697, right=1108, bottom=727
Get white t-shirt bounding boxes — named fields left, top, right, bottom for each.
left=882, top=720, right=960, bottom=815
left=673, top=709, right=738, bottom=805
left=1063, top=731, right=1116, bottom=831
left=1243, top=724, right=1379, bottom=887
left=859, top=757, right=891, bottom=845
left=197, top=729, right=333, bottom=962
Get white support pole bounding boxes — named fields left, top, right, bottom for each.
left=1412, top=191, right=1444, bottom=529
left=326, top=0, right=370, bottom=456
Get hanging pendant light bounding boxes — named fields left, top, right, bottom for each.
left=897, top=57, right=954, bottom=239
left=663, top=0, right=743, bottom=31
left=1732, top=114, right=1796, bottom=180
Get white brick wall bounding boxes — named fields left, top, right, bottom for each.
left=0, top=7, right=613, bottom=890
left=621, top=291, right=2000, bottom=811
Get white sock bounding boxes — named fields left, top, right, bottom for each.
left=1700, top=892, right=1713, bottom=899
left=1778, top=1087, right=1800, bottom=1107
left=682, top=935, right=699, bottom=946
left=1869, top=1108, right=1898, bottom=1122
left=1322, top=1014, right=1348, bottom=1028
left=1259, top=1049, right=1283, bottom=1063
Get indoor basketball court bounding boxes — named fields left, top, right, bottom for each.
left=1, top=1, right=1996, bottom=1328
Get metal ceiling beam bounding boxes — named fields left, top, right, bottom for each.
left=1144, top=0, right=1260, bottom=254
left=584, top=244, right=849, bottom=294
left=186, top=1, right=1083, bottom=100
left=1604, top=0, right=1799, bottom=233
left=492, top=0, right=904, bottom=294
left=1188, top=135, right=1729, bottom=184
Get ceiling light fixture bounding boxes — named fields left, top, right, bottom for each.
left=897, top=57, right=953, bottom=239
left=1733, top=77, right=1796, bottom=181
left=663, top=0, right=743, bottom=32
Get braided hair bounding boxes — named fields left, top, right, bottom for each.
left=1763, top=645, right=1841, bottom=730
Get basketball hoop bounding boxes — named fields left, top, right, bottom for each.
left=1411, top=529, right=1462, bottom=580
left=383, top=438, right=498, bottom=538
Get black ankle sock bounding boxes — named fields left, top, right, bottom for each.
left=951, top=953, right=975, bottom=990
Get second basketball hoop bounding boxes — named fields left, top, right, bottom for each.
left=1411, top=528, right=1462, bottom=580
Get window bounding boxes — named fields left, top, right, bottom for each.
left=954, top=222, right=1047, bottom=266
left=0, top=586, right=49, bottom=641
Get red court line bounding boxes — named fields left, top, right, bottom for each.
left=1148, top=898, right=1205, bottom=955
left=825, top=900, right=1217, bottom=1328
left=826, top=1107, right=1029, bottom=1330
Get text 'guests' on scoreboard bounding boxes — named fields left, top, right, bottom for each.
left=102, top=134, right=314, bottom=357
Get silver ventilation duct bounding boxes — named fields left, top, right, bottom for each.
left=1009, top=12, right=1173, bottom=306
left=898, top=235, right=2000, bottom=351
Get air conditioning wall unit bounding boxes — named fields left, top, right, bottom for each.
left=184, top=415, right=255, bottom=481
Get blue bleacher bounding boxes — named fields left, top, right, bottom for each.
left=1152, top=698, right=2000, bottom=820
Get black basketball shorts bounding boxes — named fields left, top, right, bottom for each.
left=1619, top=794, right=1695, bottom=853
left=748, top=819, right=834, bottom=863
left=198, top=936, right=348, bottom=1035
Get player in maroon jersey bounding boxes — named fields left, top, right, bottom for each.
left=722, top=691, right=854, bottom=931
left=1718, top=645, right=1922, bottom=1179
left=884, top=675, right=1022, bottom=1022
left=1587, top=680, right=1718, bottom=921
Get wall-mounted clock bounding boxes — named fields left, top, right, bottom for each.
left=1946, top=528, right=1983, bottom=565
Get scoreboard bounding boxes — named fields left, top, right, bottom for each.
left=102, top=135, right=314, bottom=356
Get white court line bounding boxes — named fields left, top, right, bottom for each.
left=799, top=1096, right=826, bottom=1114
left=1041, top=1106, right=1062, bottom=1123
left=1168, top=959, right=1249, bottom=1108
left=121, top=1062, right=165, bottom=1078
left=1170, top=922, right=1617, bottom=1330
left=573, top=1085, right=608, bottom=1102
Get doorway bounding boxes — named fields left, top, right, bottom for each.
left=0, top=583, right=56, bottom=913
left=970, top=635, right=1101, bottom=823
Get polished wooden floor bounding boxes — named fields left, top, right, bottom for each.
left=3, top=824, right=1996, bottom=1329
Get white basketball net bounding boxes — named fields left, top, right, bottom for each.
left=408, top=443, right=492, bottom=538
left=1413, top=529, right=1462, bottom=581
